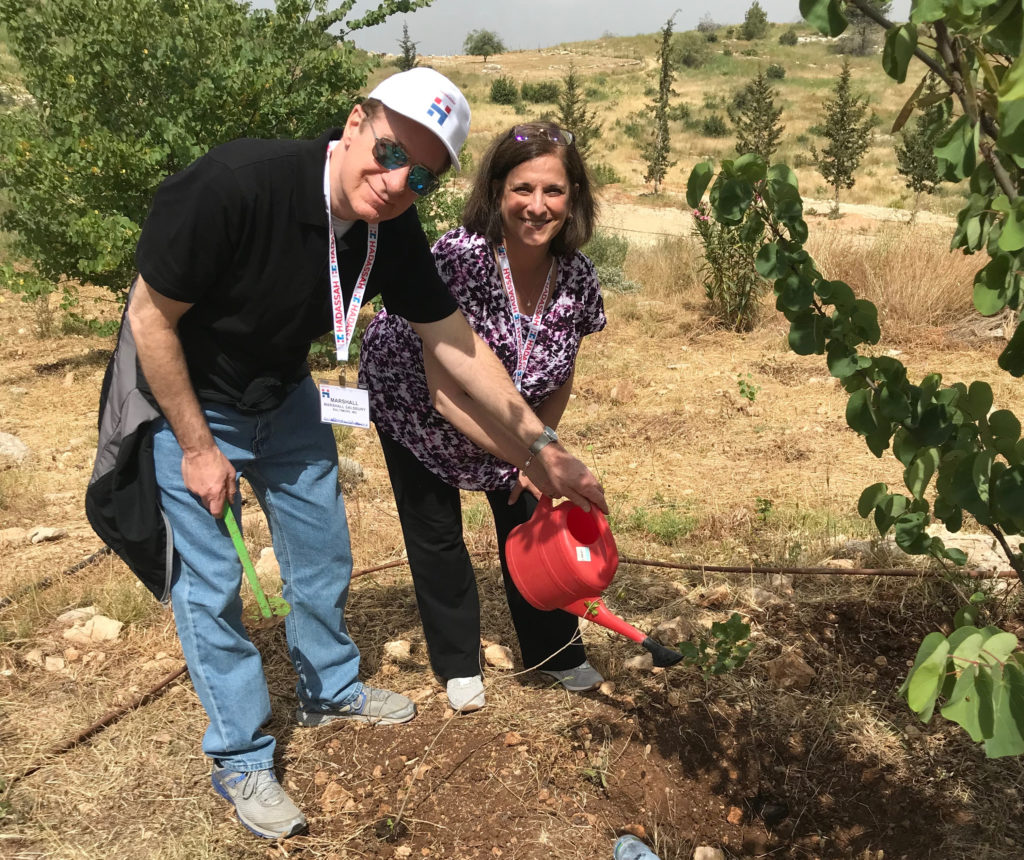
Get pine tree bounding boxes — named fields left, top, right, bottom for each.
left=811, top=60, right=873, bottom=216
left=730, top=71, right=785, bottom=164
left=555, top=64, right=601, bottom=160
left=396, top=22, right=418, bottom=72
left=741, top=1, right=769, bottom=40
left=895, top=82, right=947, bottom=220
left=642, top=14, right=677, bottom=193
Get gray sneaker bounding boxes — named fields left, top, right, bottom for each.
left=295, top=686, right=416, bottom=726
left=211, top=765, right=307, bottom=839
left=540, top=660, right=604, bottom=692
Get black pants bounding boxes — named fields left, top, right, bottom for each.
left=378, top=430, right=586, bottom=680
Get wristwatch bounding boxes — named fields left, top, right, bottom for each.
left=528, top=425, right=559, bottom=456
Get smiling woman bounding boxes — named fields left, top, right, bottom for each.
left=358, top=120, right=606, bottom=712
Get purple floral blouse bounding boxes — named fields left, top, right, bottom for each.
left=358, top=227, right=606, bottom=491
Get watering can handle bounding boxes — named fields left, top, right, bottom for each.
left=537, top=495, right=555, bottom=514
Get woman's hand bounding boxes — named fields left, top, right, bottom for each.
left=509, top=470, right=542, bottom=504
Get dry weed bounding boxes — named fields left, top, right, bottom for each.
left=808, top=225, right=982, bottom=344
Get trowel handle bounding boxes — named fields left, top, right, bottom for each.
left=224, top=508, right=273, bottom=620
left=562, top=597, right=646, bottom=643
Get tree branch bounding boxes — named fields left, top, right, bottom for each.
left=847, top=0, right=952, bottom=89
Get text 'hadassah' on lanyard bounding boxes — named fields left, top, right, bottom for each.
left=324, top=139, right=376, bottom=363
left=495, top=243, right=554, bottom=392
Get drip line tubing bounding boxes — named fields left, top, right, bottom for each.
left=0, top=546, right=112, bottom=610
left=617, top=555, right=1020, bottom=580
left=8, top=548, right=1018, bottom=784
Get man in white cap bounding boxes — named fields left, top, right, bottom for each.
left=87, top=69, right=606, bottom=837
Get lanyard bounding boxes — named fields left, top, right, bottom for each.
left=323, top=140, right=377, bottom=363
left=495, top=243, right=555, bottom=392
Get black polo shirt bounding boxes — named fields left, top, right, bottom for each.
left=135, top=129, right=456, bottom=408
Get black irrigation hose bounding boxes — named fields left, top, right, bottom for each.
left=0, top=546, right=113, bottom=610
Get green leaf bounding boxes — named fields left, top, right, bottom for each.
left=905, top=447, right=940, bottom=499
left=879, top=385, right=912, bottom=422
left=846, top=388, right=879, bottom=435
left=882, top=24, right=918, bottom=84
left=980, top=629, right=1019, bottom=663
left=895, top=511, right=930, bottom=553
left=686, top=160, right=714, bottom=209
left=755, top=242, right=780, bottom=278
left=973, top=255, right=1012, bottom=315
left=826, top=341, right=865, bottom=379
left=732, top=153, right=766, bottom=184
left=989, top=409, right=1021, bottom=450
left=906, top=632, right=950, bottom=716
left=972, top=450, right=994, bottom=506
left=942, top=663, right=984, bottom=740
left=912, top=0, right=951, bottom=23
left=954, top=604, right=981, bottom=627
left=816, top=279, right=855, bottom=310
left=709, top=175, right=753, bottom=225
left=964, top=381, right=994, bottom=420
left=934, top=115, right=977, bottom=182
left=999, top=53, right=1024, bottom=101
left=851, top=300, right=881, bottom=344
left=858, top=482, right=889, bottom=518
left=999, top=201, right=1024, bottom=252
left=997, top=97, right=1024, bottom=156
left=984, top=663, right=1024, bottom=757
left=945, top=546, right=968, bottom=565
left=799, top=0, right=847, bottom=36
left=788, top=310, right=828, bottom=355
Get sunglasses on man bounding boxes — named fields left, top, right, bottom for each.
left=368, top=120, right=441, bottom=197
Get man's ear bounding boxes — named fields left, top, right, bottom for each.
left=341, top=104, right=365, bottom=147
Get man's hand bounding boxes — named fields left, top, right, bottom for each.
left=181, top=445, right=237, bottom=518
left=525, top=444, right=606, bottom=513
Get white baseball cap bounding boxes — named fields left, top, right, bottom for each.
left=367, top=68, right=471, bottom=172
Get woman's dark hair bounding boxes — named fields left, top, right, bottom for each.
left=462, top=122, right=598, bottom=256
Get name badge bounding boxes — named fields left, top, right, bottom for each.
left=318, top=383, right=370, bottom=429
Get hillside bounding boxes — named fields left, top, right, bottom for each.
left=381, top=22, right=963, bottom=223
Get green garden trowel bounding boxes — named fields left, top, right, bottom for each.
left=223, top=508, right=291, bottom=620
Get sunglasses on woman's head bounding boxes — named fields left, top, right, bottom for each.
left=368, top=120, right=441, bottom=197
left=509, top=124, right=575, bottom=146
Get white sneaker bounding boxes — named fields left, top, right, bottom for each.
left=540, top=660, right=604, bottom=692
left=446, top=675, right=486, bottom=712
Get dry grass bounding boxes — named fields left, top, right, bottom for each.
left=807, top=225, right=983, bottom=344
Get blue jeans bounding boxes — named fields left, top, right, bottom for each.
left=152, top=379, right=362, bottom=772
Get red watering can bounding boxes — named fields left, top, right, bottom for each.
left=506, top=497, right=683, bottom=667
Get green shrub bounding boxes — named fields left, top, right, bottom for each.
left=520, top=80, right=560, bottom=103
left=666, top=102, right=691, bottom=122
left=779, top=28, right=799, bottom=46
left=672, top=31, right=712, bottom=69
left=584, top=230, right=637, bottom=292
left=589, top=161, right=623, bottom=186
left=490, top=76, right=519, bottom=105
left=691, top=202, right=768, bottom=331
left=701, top=113, right=729, bottom=137
left=765, top=63, right=786, bottom=79
left=622, top=121, right=645, bottom=142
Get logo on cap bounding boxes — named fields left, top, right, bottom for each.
left=427, top=95, right=454, bottom=126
